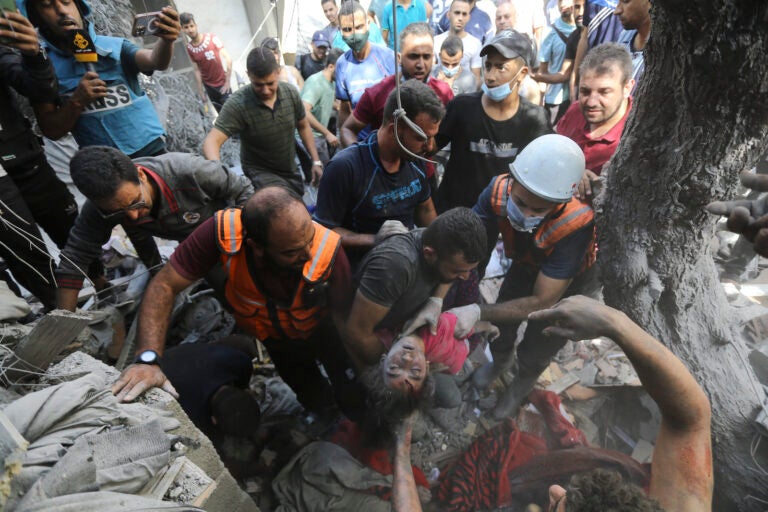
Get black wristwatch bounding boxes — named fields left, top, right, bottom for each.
left=134, top=349, right=161, bottom=365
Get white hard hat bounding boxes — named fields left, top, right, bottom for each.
left=509, top=134, right=586, bottom=203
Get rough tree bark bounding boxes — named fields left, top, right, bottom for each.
left=597, top=1, right=768, bottom=510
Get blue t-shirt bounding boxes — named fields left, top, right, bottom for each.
left=334, top=44, right=396, bottom=106
left=583, top=0, right=623, bottom=48
left=313, top=131, right=431, bottom=236
left=472, top=177, right=592, bottom=279
left=438, top=5, right=494, bottom=44
left=618, top=29, right=644, bottom=95
left=380, top=0, right=429, bottom=49
left=540, top=17, right=576, bottom=105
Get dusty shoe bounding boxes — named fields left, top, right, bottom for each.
left=490, top=375, right=538, bottom=421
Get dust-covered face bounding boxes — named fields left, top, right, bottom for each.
left=382, top=335, right=428, bottom=394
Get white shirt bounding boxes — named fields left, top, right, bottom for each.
left=434, top=31, right=482, bottom=70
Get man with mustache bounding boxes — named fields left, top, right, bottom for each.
left=434, top=0, right=482, bottom=83
left=19, top=0, right=180, bottom=157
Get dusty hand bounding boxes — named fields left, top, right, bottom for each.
left=72, top=71, right=108, bottom=105
left=527, top=295, right=621, bottom=340
left=0, top=11, right=40, bottom=56
left=154, top=7, right=181, bottom=42
left=326, top=132, right=340, bottom=148
left=706, top=171, right=768, bottom=257
left=473, top=320, right=500, bottom=342
left=575, top=169, right=600, bottom=200
left=447, top=304, right=481, bottom=338
left=374, top=220, right=409, bottom=244
left=111, top=363, right=178, bottom=402
left=311, top=163, right=323, bottom=186
left=402, top=296, right=443, bottom=336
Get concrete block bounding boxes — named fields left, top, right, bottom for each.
left=201, top=470, right=260, bottom=512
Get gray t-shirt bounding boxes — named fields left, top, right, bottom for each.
left=356, top=229, right=439, bottom=330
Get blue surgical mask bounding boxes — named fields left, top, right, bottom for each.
left=482, top=68, right=523, bottom=102
left=506, top=198, right=544, bottom=233
left=441, top=65, right=459, bottom=78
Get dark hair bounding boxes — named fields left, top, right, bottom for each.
left=422, top=207, right=487, bottom=263
left=399, top=21, right=432, bottom=47
left=210, top=385, right=261, bottom=437
left=579, top=42, right=634, bottom=85
left=321, top=0, right=336, bottom=5
left=179, top=12, right=194, bottom=25
left=69, top=146, right=139, bottom=202
left=246, top=47, right=279, bottom=76
left=339, top=0, right=366, bottom=19
left=441, top=34, right=464, bottom=57
left=358, top=363, right=434, bottom=447
left=382, top=79, right=446, bottom=125
left=260, top=36, right=280, bottom=52
left=326, top=47, right=344, bottom=67
left=565, top=469, right=665, bottom=512
left=241, top=186, right=304, bottom=247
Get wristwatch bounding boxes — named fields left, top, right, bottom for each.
left=312, top=160, right=323, bottom=167
left=134, top=349, right=161, bottom=365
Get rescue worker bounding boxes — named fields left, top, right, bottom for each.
left=111, top=187, right=364, bottom=422
left=447, top=134, right=598, bottom=420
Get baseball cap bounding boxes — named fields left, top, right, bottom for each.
left=312, top=30, right=331, bottom=48
left=480, top=29, right=535, bottom=67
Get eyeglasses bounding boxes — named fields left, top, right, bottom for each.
left=97, top=182, right=148, bottom=219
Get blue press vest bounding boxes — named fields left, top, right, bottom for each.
left=45, top=34, right=165, bottom=155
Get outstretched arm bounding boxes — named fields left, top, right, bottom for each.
left=529, top=296, right=713, bottom=512
left=392, top=413, right=422, bottom=512
left=706, top=171, right=768, bottom=257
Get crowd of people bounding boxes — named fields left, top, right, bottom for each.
left=0, top=0, right=730, bottom=510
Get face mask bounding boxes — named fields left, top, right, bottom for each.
left=481, top=67, right=523, bottom=102
left=342, top=31, right=369, bottom=53
left=441, top=65, right=459, bottom=78
left=506, top=197, right=544, bottom=233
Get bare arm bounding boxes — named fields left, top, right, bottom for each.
left=297, top=115, right=323, bottom=185
left=33, top=73, right=107, bottom=139
left=479, top=272, right=571, bottom=324
left=111, top=263, right=195, bottom=402
left=414, top=198, right=437, bottom=227
left=344, top=290, right=391, bottom=367
left=133, top=7, right=180, bottom=73
left=529, top=297, right=713, bottom=512
left=303, top=100, right=338, bottom=147
left=571, top=27, right=589, bottom=100
left=381, top=28, right=390, bottom=46
left=220, top=48, right=233, bottom=92
left=393, top=414, right=422, bottom=512
left=533, top=59, right=573, bottom=84
left=333, top=227, right=376, bottom=251
left=191, top=62, right=206, bottom=101
left=338, top=100, right=352, bottom=133
left=340, top=112, right=367, bottom=147
left=202, top=127, right=229, bottom=161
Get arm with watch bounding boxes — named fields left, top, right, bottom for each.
left=111, top=263, right=197, bottom=402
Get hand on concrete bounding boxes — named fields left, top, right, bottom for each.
left=154, top=7, right=181, bottom=42
left=447, top=304, right=481, bottom=338
left=72, top=71, right=108, bottom=105
left=574, top=169, right=600, bottom=200
left=402, top=296, right=442, bottom=336
left=0, top=11, right=40, bottom=56
left=528, top=295, right=620, bottom=340
left=374, top=220, right=409, bottom=244
left=112, top=363, right=178, bottom=402
left=706, top=171, right=768, bottom=257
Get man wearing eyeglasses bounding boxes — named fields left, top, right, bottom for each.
left=55, top=146, right=254, bottom=312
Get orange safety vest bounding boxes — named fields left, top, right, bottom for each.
left=489, top=175, right=597, bottom=271
left=215, top=208, right=341, bottom=341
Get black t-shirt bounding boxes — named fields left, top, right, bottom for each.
left=296, top=52, right=327, bottom=81
left=313, top=131, right=431, bottom=235
left=565, top=26, right=583, bottom=61
left=434, top=93, right=552, bottom=212
left=355, top=229, right=439, bottom=330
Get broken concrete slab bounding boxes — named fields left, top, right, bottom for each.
left=0, top=411, right=28, bottom=510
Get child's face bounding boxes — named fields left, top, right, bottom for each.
left=382, top=335, right=427, bottom=394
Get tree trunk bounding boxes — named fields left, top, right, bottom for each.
left=597, top=1, right=768, bottom=510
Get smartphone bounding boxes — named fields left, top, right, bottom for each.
left=0, top=0, right=17, bottom=45
left=131, top=11, right=165, bottom=37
